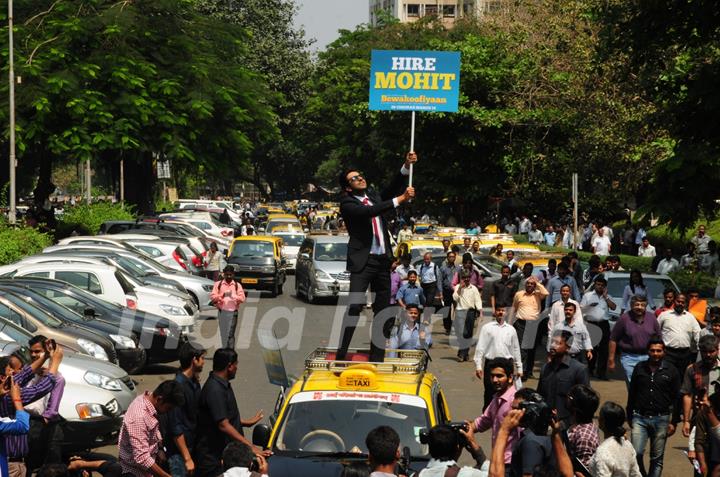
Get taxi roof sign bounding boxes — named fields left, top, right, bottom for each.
left=304, top=348, right=428, bottom=375
left=338, top=367, right=378, bottom=390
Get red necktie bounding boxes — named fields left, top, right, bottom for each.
left=362, top=197, right=382, bottom=250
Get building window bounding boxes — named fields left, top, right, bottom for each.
left=407, top=3, right=420, bottom=16
left=443, top=5, right=456, bottom=17
left=424, top=4, right=438, bottom=16
left=481, top=0, right=504, bottom=13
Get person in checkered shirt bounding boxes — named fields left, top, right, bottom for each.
left=118, top=381, right=185, bottom=477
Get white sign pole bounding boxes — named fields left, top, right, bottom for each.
left=409, top=111, right=415, bottom=187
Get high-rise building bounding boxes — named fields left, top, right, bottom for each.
left=369, top=0, right=505, bottom=26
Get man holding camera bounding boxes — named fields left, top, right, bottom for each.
left=221, top=442, right=269, bottom=477
left=416, top=424, right=487, bottom=477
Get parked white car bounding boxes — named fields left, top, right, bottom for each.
left=159, top=212, right=234, bottom=240
left=5, top=263, right=198, bottom=331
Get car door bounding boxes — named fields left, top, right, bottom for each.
left=0, top=300, right=37, bottom=333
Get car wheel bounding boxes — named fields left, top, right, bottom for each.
left=188, top=291, right=200, bottom=308
left=307, top=283, right=317, bottom=304
left=295, top=276, right=304, bottom=298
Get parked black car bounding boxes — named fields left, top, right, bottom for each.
left=0, top=278, right=185, bottom=364
left=0, top=284, right=147, bottom=373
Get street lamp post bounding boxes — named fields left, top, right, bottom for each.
left=7, top=0, right=16, bottom=225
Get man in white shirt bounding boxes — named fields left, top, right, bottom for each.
left=528, top=224, right=543, bottom=245
left=580, top=276, right=616, bottom=380
left=638, top=237, right=656, bottom=258
left=656, top=248, right=680, bottom=275
left=397, top=223, right=412, bottom=243
left=547, top=284, right=583, bottom=344
left=367, top=426, right=401, bottom=477
left=454, top=270, right=483, bottom=362
left=474, top=306, right=522, bottom=409
left=657, top=293, right=701, bottom=379
left=519, top=216, right=532, bottom=234
left=551, top=302, right=593, bottom=363
left=592, top=228, right=612, bottom=255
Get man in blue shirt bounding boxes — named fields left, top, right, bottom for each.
left=388, top=305, right=431, bottom=357
left=396, top=270, right=426, bottom=308
left=545, top=263, right=581, bottom=308
left=418, top=252, right=442, bottom=308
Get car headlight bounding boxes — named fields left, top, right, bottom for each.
left=202, top=284, right=214, bottom=292
left=84, top=371, right=122, bottom=391
left=76, top=403, right=106, bottom=419
left=315, top=270, right=332, bottom=280
left=153, top=282, right=179, bottom=291
left=159, top=304, right=188, bottom=316
left=77, top=339, right=109, bottom=361
left=262, top=266, right=276, bottom=273
left=109, top=334, right=137, bottom=349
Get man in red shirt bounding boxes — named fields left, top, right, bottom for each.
left=211, top=266, right=246, bottom=349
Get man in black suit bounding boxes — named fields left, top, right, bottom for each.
left=336, top=152, right=417, bottom=362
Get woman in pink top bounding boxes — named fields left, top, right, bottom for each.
left=211, top=266, right=246, bottom=348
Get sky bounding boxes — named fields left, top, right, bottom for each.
left=295, top=0, right=370, bottom=51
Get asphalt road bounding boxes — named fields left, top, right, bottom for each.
left=115, top=275, right=691, bottom=473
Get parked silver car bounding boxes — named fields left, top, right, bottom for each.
left=295, top=235, right=349, bottom=303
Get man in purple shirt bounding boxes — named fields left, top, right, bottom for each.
left=609, top=295, right=660, bottom=386
left=469, top=357, right=520, bottom=466
left=24, top=336, right=67, bottom=471
left=1, top=340, right=63, bottom=476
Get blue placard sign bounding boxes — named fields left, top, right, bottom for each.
left=369, top=50, right=461, bottom=113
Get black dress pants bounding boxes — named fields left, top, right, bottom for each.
left=337, top=254, right=393, bottom=362
left=587, top=320, right=610, bottom=378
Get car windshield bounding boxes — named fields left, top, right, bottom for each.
left=607, top=276, right=678, bottom=302
left=474, top=257, right=505, bottom=274
left=278, top=235, right=304, bottom=247
left=314, top=243, right=348, bottom=262
left=267, top=220, right=300, bottom=232
left=274, top=394, right=429, bottom=457
left=20, top=291, right=84, bottom=322
left=230, top=241, right=275, bottom=258
left=410, top=246, right=444, bottom=261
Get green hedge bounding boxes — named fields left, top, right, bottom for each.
left=57, top=202, right=135, bottom=237
left=536, top=244, right=655, bottom=271
left=0, top=227, right=52, bottom=265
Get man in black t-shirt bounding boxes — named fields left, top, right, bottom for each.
left=193, top=348, right=266, bottom=477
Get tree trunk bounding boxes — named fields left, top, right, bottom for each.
left=124, top=151, right=156, bottom=215
left=33, top=150, right=55, bottom=208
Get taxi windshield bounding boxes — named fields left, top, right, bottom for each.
left=314, top=243, right=348, bottom=262
left=278, top=235, right=304, bottom=247
left=274, top=395, right=429, bottom=457
left=230, top=241, right=275, bottom=258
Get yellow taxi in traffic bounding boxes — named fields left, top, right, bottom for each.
left=252, top=348, right=452, bottom=475
left=396, top=239, right=445, bottom=260
left=226, top=235, right=286, bottom=296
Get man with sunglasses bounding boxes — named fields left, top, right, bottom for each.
left=336, top=152, right=417, bottom=362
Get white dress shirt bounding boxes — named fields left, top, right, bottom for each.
left=657, top=309, right=701, bottom=349
left=656, top=258, right=680, bottom=275
left=474, top=320, right=522, bottom=375
left=453, top=284, right=483, bottom=311
left=580, top=290, right=610, bottom=322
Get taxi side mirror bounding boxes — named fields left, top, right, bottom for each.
left=252, top=424, right=271, bottom=447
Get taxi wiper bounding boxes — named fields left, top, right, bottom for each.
left=295, top=451, right=367, bottom=459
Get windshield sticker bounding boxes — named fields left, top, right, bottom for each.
left=290, top=391, right=426, bottom=408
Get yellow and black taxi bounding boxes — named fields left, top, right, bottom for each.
left=252, top=348, right=452, bottom=476
left=225, top=236, right=286, bottom=297
left=395, top=239, right=445, bottom=260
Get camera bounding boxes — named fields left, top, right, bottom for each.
left=519, top=395, right=551, bottom=433
left=418, top=422, right=468, bottom=445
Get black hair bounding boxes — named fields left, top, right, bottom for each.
left=340, top=462, right=371, bottom=477
left=0, top=357, right=9, bottom=374
left=487, top=357, right=514, bottom=379
left=407, top=270, right=418, bottom=277
left=588, top=256, right=601, bottom=268
left=405, top=303, right=420, bottom=313
left=450, top=245, right=461, bottom=253
left=563, top=302, right=577, bottom=311
left=365, top=426, right=399, bottom=466
left=594, top=276, right=607, bottom=286
left=710, top=306, right=720, bottom=317
left=568, top=251, right=578, bottom=259
left=338, top=167, right=360, bottom=190
left=607, top=255, right=620, bottom=262
left=567, top=385, right=599, bottom=424
left=647, top=334, right=665, bottom=350
left=213, top=348, right=238, bottom=372
left=629, top=269, right=645, bottom=294
left=501, top=265, right=511, bottom=272
left=222, top=441, right=254, bottom=470
left=427, top=425, right=459, bottom=461
left=28, top=335, right=48, bottom=348
left=153, top=380, right=185, bottom=407
left=557, top=263, right=569, bottom=272
left=552, top=330, right=574, bottom=346
left=548, top=258, right=557, bottom=266
left=37, top=464, right=69, bottom=477
left=223, top=265, right=235, bottom=273
left=699, top=335, right=719, bottom=353
left=178, top=342, right=206, bottom=370
left=560, top=284, right=571, bottom=291
left=514, top=387, right=538, bottom=402
left=600, top=401, right=627, bottom=442
left=686, top=286, right=700, bottom=295
left=462, top=252, right=473, bottom=264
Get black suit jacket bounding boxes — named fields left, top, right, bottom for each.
left=340, top=171, right=407, bottom=273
